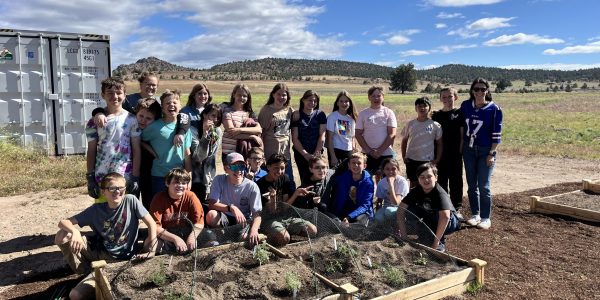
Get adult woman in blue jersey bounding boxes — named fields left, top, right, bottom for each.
left=460, top=78, right=503, bottom=230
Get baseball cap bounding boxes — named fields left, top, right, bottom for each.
left=225, top=152, right=245, bottom=165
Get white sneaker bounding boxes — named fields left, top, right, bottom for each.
left=477, top=218, right=491, bottom=230
left=455, top=211, right=464, bottom=221
left=466, top=215, right=481, bottom=226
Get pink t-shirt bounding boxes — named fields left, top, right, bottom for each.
left=356, top=106, right=397, bottom=156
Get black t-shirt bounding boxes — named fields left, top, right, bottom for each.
left=403, top=183, right=455, bottom=216
left=256, top=174, right=296, bottom=206
left=432, top=109, right=464, bottom=156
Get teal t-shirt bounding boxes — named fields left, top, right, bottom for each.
left=142, top=119, right=192, bottom=177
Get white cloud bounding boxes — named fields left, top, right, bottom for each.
left=0, top=0, right=354, bottom=68
left=426, top=0, right=503, bottom=7
left=401, top=50, right=430, bottom=57
left=436, top=23, right=448, bottom=29
left=383, top=29, right=420, bottom=45
left=448, top=28, right=480, bottom=39
left=484, top=33, right=564, bottom=46
left=0, top=0, right=155, bottom=42
left=467, top=17, right=515, bottom=30
left=436, top=44, right=478, bottom=53
left=543, top=41, right=600, bottom=55
left=417, top=64, right=440, bottom=70
left=388, top=35, right=411, bottom=45
left=370, top=39, right=386, bottom=45
left=436, top=12, right=463, bottom=19
left=499, top=63, right=600, bottom=71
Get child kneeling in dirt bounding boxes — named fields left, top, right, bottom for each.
left=257, top=154, right=317, bottom=246
left=54, top=173, right=157, bottom=300
left=396, top=163, right=460, bottom=253
left=205, top=152, right=262, bottom=247
left=150, top=168, right=214, bottom=254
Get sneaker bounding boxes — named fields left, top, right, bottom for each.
left=455, top=211, right=465, bottom=222
left=477, top=218, right=491, bottom=230
left=436, top=243, right=446, bottom=253
left=466, top=215, right=481, bottom=226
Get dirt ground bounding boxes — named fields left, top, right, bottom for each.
left=0, top=154, right=599, bottom=299
left=105, top=236, right=463, bottom=299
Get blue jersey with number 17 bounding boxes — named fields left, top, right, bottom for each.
left=460, top=99, right=503, bottom=147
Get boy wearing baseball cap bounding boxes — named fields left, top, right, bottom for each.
left=205, top=152, right=262, bottom=246
left=400, top=97, right=443, bottom=187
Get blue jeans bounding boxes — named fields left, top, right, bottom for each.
left=285, top=159, right=294, bottom=183
left=374, top=206, right=398, bottom=225
left=463, top=145, right=495, bottom=219
left=150, top=176, right=167, bottom=203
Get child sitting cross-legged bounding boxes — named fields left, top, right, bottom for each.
left=257, top=154, right=318, bottom=246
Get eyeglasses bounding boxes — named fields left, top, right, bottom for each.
left=104, top=186, right=126, bottom=193
left=249, top=157, right=263, bottom=161
left=229, top=164, right=247, bottom=172
left=473, top=87, right=487, bottom=92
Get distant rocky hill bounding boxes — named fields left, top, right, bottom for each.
left=113, top=57, right=197, bottom=75
left=208, top=58, right=394, bottom=80
left=112, top=57, right=600, bottom=83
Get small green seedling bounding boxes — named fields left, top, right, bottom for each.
left=254, top=242, right=272, bottom=266
left=285, top=271, right=302, bottom=298
left=413, top=252, right=428, bottom=266
left=336, top=242, right=357, bottom=259
left=325, top=260, right=343, bottom=274
left=164, top=290, right=192, bottom=300
left=382, top=265, right=406, bottom=288
left=149, top=264, right=168, bottom=286
left=466, top=281, right=484, bottom=295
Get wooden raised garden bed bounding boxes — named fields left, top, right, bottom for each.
left=530, top=179, right=600, bottom=223
left=92, top=235, right=486, bottom=300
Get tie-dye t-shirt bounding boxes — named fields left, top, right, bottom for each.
left=86, top=110, right=141, bottom=183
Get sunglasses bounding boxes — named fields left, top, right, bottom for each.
left=104, top=186, right=126, bottom=193
left=473, top=87, right=487, bottom=92
left=229, top=164, right=247, bottom=172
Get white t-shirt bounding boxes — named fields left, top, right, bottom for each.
left=326, top=111, right=355, bottom=151
left=356, top=106, right=397, bottom=156
left=376, top=175, right=409, bottom=207
left=401, top=119, right=442, bottom=161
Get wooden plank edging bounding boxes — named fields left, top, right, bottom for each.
left=583, top=179, right=600, bottom=193
left=530, top=196, right=600, bottom=223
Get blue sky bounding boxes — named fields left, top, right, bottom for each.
left=2, top=0, right=599, bottom=70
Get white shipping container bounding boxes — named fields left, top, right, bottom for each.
left=0, top=28, right=111, bottom=155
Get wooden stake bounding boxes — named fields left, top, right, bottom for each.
left=469, top=259, right=487, bottom=285
left=91, top=260, right=113, bottom=300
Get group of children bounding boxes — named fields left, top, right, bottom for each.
left=57, top=74, right=502, bottom=299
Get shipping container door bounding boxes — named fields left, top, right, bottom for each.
left=0, top=34, right=53, bottom=152
left=50, top=38, right=109, bottom=155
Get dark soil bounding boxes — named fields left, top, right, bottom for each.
left=542, top=190, right=600, bottom=211
left=104, top=236, right=463, bottom=299
left=2, top=182, right=600, bottom=300
left=446, top=182, right=600, bottom=300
